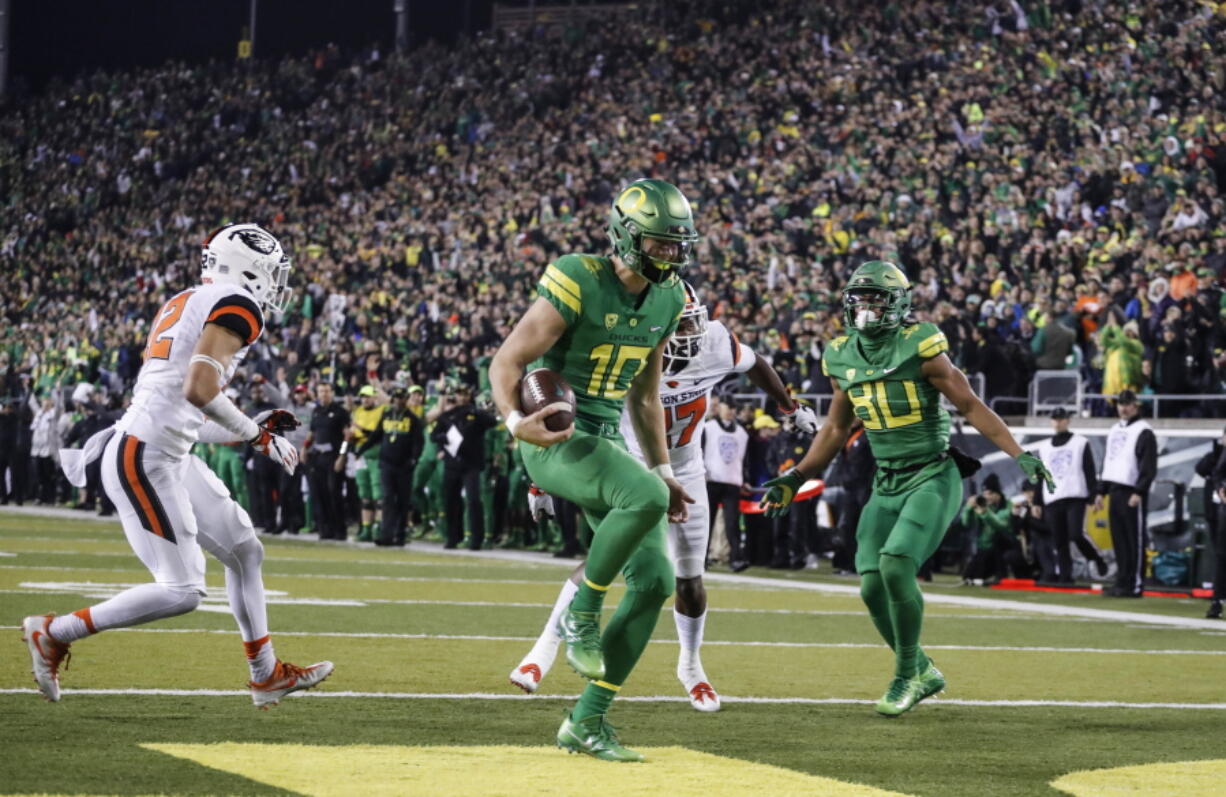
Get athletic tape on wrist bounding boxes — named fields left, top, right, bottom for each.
left=651, top=463, right=675, bottom=481
left=201, top=392, right=260, bottom=443
left=505, top=410, right=524, bottom=438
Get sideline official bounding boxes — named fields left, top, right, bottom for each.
left=1037, top=408, right=1108, bottom=583
left=1095, top=390, right=1157, bottom=597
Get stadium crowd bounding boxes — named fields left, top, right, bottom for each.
left=2, top=0, right=1226, bottom=551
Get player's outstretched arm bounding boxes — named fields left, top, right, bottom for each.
left=185, top=324, right=298, bottom=475
left=760, top=386, right=854, bottom=515
left=921, top=353, right=1055, bottom=489
left=490, top=297, right=573, bottom=448
left=627, top=340, right=695, bottom=522
left=745, top=354, right=819, bottom=433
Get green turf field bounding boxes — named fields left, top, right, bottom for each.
left=2, top=510, right=1223, bottom=796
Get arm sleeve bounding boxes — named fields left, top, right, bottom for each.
left=206, top=293, right=264, bottom=346
left=536, top=258, right=585, bottom=327
left=1134, top=429, right=1158, bottom=495
left=196, top=420, right=243, bottom=444
left=1082, top=441, right=1098, bottom=497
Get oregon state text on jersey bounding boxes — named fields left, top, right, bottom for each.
left=620, top=320, right=755, bottom=466
left=115, top=283, right=265, bottom=458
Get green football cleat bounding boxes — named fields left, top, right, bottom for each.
left=915, top=660, right=946, bottom=702
left=557, top=713, right=645, bottom=763
left=559, top=608, right=605, bottom=680
left=875, top=676, right=925, bottom=717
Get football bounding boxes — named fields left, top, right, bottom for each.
left=519, top=367, right=576, bottom=432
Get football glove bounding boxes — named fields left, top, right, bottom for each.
left=1016, top=451, right=1056, bottom=492
left=759, top=467, right=807, bottom=518
left=249, top=428, right=299, bottom=476
left=253, top=408, right=301, bottom=435
left=528, top=484, right=555, bottom=522
left=783, top=403, right=819, bottom=434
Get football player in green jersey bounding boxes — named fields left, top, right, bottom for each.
left=491, top=178, right=697, bottom=761
left=761, top=260, right=1055, bottom=718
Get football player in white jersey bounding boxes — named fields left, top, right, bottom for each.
left=510, top=282, right=817, bottom=710
left=22, top=223, right=334, bottom=708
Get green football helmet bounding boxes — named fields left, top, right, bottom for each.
left=843, top=260, right=912, bottom=334
left=606, top=179, right=699, bottom=286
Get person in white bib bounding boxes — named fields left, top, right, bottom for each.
left=1094, top=390, right=1157, bottom=598
left=1037, top=407, right=1108, bottom=583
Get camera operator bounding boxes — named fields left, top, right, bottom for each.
left=1011, top=481, right=1058, bottom=583
left=960, top=474, right=1024, bottom=585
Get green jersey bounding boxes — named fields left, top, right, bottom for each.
left=822, top=321, right=951, bottom=469
left=535, top=253, right=684, bottom=435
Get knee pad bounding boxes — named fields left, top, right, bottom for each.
left=168, top=585, right=204, bottom=615
left=362, top=500, right=377, bottom=513
left=859, top=570, right=885, bottom=603
left=878, top=553, right=916, bottom=594
left=230, top=536, right=265, bottom=571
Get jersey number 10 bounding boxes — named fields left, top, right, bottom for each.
left=847, top=379, right=923, bottom=430
left=586, top=343, right=652, bottom=399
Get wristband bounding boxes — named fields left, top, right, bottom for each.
left=651, top=463, right=675, bottom=481
left=200, top=393, right=260, bottom=443
left=505, top=410, right=525, bottom=438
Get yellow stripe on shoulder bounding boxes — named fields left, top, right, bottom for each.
left=541, top=276, right=581, bottom=315
left=918, top=331, right=949, bottom=357
left=545, top=264, right=583, bottom=301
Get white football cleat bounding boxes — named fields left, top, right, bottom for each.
left=509, top=641, right=559, bottom=694
left=249, top=659, right=334, bottom=709
left=685, top=680, right=722, bottom=713
left=22, top=614, right=71, bottom=702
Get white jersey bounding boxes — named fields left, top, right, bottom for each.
left=115, top=282, right=265, bottom=459
left=621, top=320, right=755, bottom=470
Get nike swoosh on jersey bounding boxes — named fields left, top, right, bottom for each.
left=651, top=326, right=663, bottom=331
left=883, top=366, right=898, bottom=374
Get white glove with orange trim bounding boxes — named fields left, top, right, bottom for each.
left=782, top=402, right=819, bottom=434
left=250, top=428, right=299, bottom=475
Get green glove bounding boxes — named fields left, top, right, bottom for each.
left=1015, top=451, right=1056, bottom=492
left=760, top=468, right=807, bottom=518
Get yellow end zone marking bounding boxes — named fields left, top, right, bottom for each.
left=1052, top=759, right=1226, bottom=796
left=141, top=743, right=912, bottom=797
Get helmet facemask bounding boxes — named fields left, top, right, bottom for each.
left=844, top=286, right=905, bottom=334
left=201, top=224, right=293, bottom=316
left=663, top=301, right=709, bottom=372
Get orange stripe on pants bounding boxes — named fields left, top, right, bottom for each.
left=122, top=436, right=167, bottom=539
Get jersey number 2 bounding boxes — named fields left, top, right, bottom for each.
left=144, top=290, right=194, bottom=361
left=664, top=395, right=707, bottom=448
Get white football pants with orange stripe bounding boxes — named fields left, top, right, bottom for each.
left=79, top=431, right=269, bottom=639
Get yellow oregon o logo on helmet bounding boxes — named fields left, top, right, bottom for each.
left=618, top=186, right=647, bottom=213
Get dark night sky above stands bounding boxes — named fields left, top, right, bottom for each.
left=9, top=0, right=498, bottom=90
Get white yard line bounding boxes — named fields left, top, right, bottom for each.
left=5, top=506, right=1219, bottom=629
left=0, top=547, right=540, bottom=570
left=4, top=625, right=1219, bottom=655
left=1, top=687, right=1223, bottom=710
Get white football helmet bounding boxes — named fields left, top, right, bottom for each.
left=664, top=281, right=709, bottom=372
left=200, top=223, right=292, bottom=314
